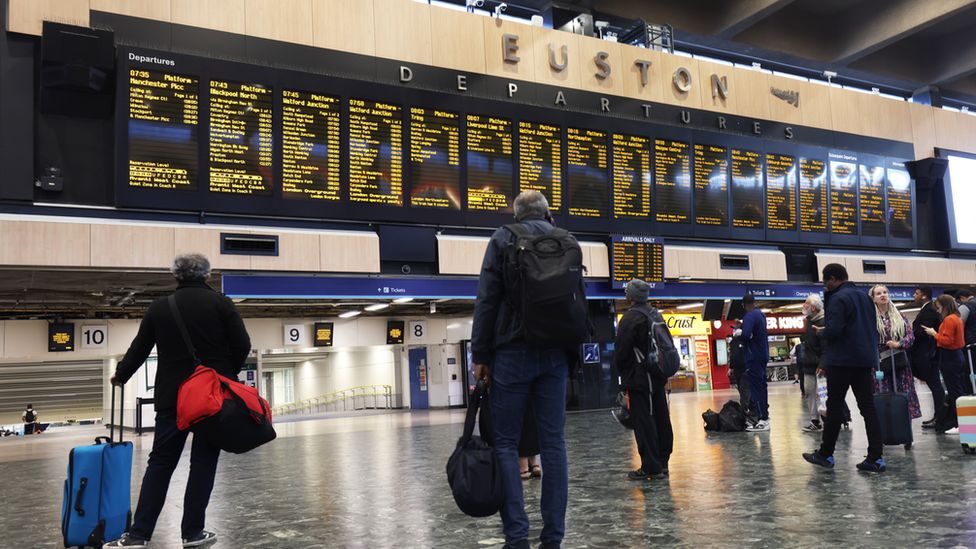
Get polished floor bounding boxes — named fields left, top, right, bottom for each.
left=5, top=382, right=976, bottom=548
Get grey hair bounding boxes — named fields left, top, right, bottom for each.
left=513, top=190, right=550, bottom=221
left=805, top=293, right=823, bottom=311
left=171, top=253, right=211, bottom=281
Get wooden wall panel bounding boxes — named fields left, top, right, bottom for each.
left=530, top=26, right=581, bottom=89
left=0, top=220, right=91, bottom=267
left=436, top=235, right=488, bottom=276
left=311, top=0, right=374, bottom=55
left=870, top=95, right=913, bottom=143
left=949, top=259, right=976, bottom=285
left=696, top=60, right=736, bottom=115
left=798, top=81, right=833, bottom=130
left=172, top=0, right=245, bottom=34
left=663, top=245, right=680, bottom=279
left=7, top=0, right=90, bottom=36
left=482, top=18, right=535, bottom=82
left=244, top=0, right=313, bottom=46
left=734, top=68, right=772, bottom=121
left=576, top=35, right=622, bottom=96
left=909, top=103, right=937, bottom=159
left=90, top=225, right=175, bottom=268
left=673, top=247, right=717, bottom=279
left=320, top=231, right=380, bottom=273
left=91, top=0, right=171, bottom=21
left=173, top=227, right=251, bottom=270
left=620, top=45, right=664, bottom=104
left=250, top=231, right=320, bottom=271
left=656, top=54, right=701, bottom=109
left=750, top=251, right=788, bottom=281
left=430, top=6, right=486, bottom=74
left=373, top=0, right=432, bottom=65
left=581, top=242, right=609, bottom=278
left=934, top=109, right=976, bottom=154
left=828, top=87, right=863, bottom=136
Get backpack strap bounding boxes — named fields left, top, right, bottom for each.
left=168, top=294, right=201, bottom=366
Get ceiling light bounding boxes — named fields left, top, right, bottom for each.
left=676, top=302, right=703, bottom=310
left=338, top=310, right=361, bottom=319
left=365, top=303, right=389, bottom=312
left=393, top=297, right=413, bottom=304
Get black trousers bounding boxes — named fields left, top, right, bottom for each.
left=938, top=349, right=965, bottom=430
left=630, top=378, right=673, bottom=475
left=819, top=367, right=883, bottom=461
left=729, top=368, right=751, bottom=415
left=914, top=352, right=945, bottom=421
left=130, top=411, right=220, bottom=540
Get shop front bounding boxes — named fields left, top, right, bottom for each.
left=662, top=313, right=713, bottom=393
left=765, top=314, right=807, bottom=382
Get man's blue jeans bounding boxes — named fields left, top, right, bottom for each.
left=747, top=360, right=769, bottom=421
left=490, top=345, right=568, bottom=545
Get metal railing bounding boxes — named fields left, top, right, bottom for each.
left=272, top=385, right=394, bottom=417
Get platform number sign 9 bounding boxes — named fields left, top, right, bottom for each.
left=283, top=324, right=308, bottom=347
left=80, top=325, right=108, bottom=350
left=409, top=320, right=427, bottom=342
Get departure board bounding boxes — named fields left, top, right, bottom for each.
left=693, top=144, right=729, bottom=226
left=409, top=108, right=460, bottom=209
left=731, top=149, right=763, bottom=228
left=127, top=69, right=199, bottom=190
left=467, top=115, right=513, bottom=212
left=799, top=157, right=828, bottom=233
left=611, top=235, right=664, bottom=289
left=518, top=121, right=562, bottom=210
left=829, top=152, right=858, bottom=235
left=281, top=90, right=340, bottom=201
left=209, top=79, right=273, bottom=195
left=859, top=163, right=886, bottom=237
left=886, top=160, right=913, bottom=239
left=566, top=128, right=608, bottom=217
left=655, top=139, right=691, bottom=223
left=766, top=153, right=797, bottom=231
left=612, top=133, right=651, bottom=219
left=349, top=99, right=403, bottom=206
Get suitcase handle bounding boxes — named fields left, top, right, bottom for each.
left=109, top=383, right=124, bottom=444
left=74, top=477, right=88, bottom=517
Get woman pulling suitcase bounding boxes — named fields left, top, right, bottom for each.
left=868, top=286, right=921, bottom=420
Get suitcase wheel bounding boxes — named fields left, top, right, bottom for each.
left=904, top=442, right=912, bottom=450
left=964, top=445, right=976, bottom=455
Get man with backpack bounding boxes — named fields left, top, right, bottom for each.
left=472, top=190, right=588, bottom=549
left=614, top=279, right=674, bottom=480
left=956, top=289, right=976, bottom=396
left=22, top=404, right=38, bottom=435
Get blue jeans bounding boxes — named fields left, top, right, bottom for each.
left=747, top=360, right=769, bottom=421
left=490, top=345, right=568, bottom=545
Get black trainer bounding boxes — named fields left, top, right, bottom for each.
left=856, top=457, right=886, bottom=473
left=104, top=534, right=149, bottom=548
left=802, top=450, right=835, bottom=469
left=182, top=531, right=217, bottom=548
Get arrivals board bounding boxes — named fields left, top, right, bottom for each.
left=799, top=157, right=828, bottom=233
left=208, top=79, right=273, bottom=195
left=518, top=121, right=562, bottom=210
left=349, top=99, right=403, bottom=206
left=829, top=152, right=858, bottom=235
left=466, top=114, right=513, bottom=212
left=693, top=144, right=728, bottom=226
left=408, top=107, right=461, bottom=209
left=127, top=69, right=199, bottom=190
left=610, top=235, right=664, bottom=289
left=612, top=133, right=651, bottom=219
left=566, top=128, right=608, bottom=218
left=886, top=158, right=913, bottom=240
left=654, top=139, right=691, bottom=224
left=766, top=153, right=796, bottom=231
left=730, top=148, right=763, bottom=229
left=281, top=90, right=341, bottom=201
left=859, top=161, right=886, bottom=238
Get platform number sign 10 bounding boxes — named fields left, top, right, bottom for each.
left=283, top=323, right=308, bottom=347
left=80, top=325, right=108, bottom=350
left=409, top=320, right=427, bottom=342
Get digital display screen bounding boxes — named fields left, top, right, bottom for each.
left=518, top=121, right=562, bottom=210
left=829, top=152, right=858, bottom=235
left=208, top=79, right=273, bottom=195
left=612, top=133, right=651, bottom=219
left=281, top=90, right=341, bottom=201
left=387, top=320, right=405, bottom=345
left=886, top=160, right=913, bottom=240
left=946, top=154, right=976, bottom=246
left=127, top=69, right=199, bottom=190
left=566, top=127, right=608, bottom=217
left=859, top=162, right=886, bottom=238
left=766, top=153, right=797, bottom=231
left=611, top=235, right=664, bottom=289
left=314, top=322, right=334, bottom=347
left=49, top=323, right=75, bottom=352
left=693, top=144, right=728, bottom=226
left=467, top=114, right=513, bottom=212
left=409, top=107, right=461, bottom=209
left=799, top=157, right=828, bottom=233
left=731, top=148, right=763, bottom=228
left=654, top=139, right=691, bottom=224
left=349, top=99, right=404, bottom=206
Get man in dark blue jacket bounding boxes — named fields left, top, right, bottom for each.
left=803, top=263, right=886, bottom=473
left=740, top=294, right=770, bottom=431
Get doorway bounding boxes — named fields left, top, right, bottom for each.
left=408, top=347, right=429, bottom=409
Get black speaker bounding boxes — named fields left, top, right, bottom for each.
left=726, top=300, right=745, bottom=321
left=904, top=157, right=948, bottom=192
left=701, top=299, right=725, bottom=321
left=378, top=225, right=437, bottom=275
left=39, top=22, right=115, bottom=118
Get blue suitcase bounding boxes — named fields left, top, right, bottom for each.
left=61, top=385, right=133, bottom=548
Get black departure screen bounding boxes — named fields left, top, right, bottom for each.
left=731, top=148, right=763, bottom=228
left=693, top=143, right=729, bottom=226
left=281, top=90, right=341, bottom=201
left=127, top=69, right=199, bottom=190
left=859, top=162, right=886, bottom=237
left=349, top=99, right=403, bottom=206
left=654, top=139, right=691, bottom=224
left=409, top=107, right=461, bottom=209
left=766, top=153, right=797, bottom=231
left=611, top=235, right=664, bottom=289
left=829, top=152, right=858, bottom=235
left=518, top=121, right=562, bottom=210
left=566, top=127, right=608, bottom=217
left=209, top=79, right=273, bottom=195
left=612, top=133, right=651, bottom=219
left=799, top=157, right=828, bottom=233
left=467, top=114, right=513, bottom=212
left=886, top=159, right=913, bottom=239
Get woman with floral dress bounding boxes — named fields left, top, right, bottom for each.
left=869, top=285, right=921, bottom=419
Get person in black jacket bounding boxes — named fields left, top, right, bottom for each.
left=106, top=254, right=251, bottom=549
left=803, top=263, right=886, bottom=473
left=727, top=324, right=751, bottom=414
left=800, top=294, right=825, bottom=432
left=614, top=279, right=673, bottom=481
left=912, top=287, right=945, bottom=428
left=956, top=289, right=976, bottom=396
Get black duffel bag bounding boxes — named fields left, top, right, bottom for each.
left=719, top=400, right=747, bottom=432
left=193, top=383, right=277, bottom=454
left=446, top=379, right=504, bottom=517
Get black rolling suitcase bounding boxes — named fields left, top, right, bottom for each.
left=875, top=351, right=913, bottom=450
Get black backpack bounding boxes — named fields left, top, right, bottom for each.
left=503, top=223, right=588, bottom=349
left=718, top=400, right=747, bottom=432
left=702, top=409, right=721, bottom=431
left=24, top=409, right=36, bottom=423
left=446, top=380, right=504, bottom=517
left=635, top=308, right=681, bottom=379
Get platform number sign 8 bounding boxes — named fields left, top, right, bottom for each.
left=80, top=325, right=108, bottom=350
left=409, top=320, right=427, bottom=342
left=283, top=324, right=308, bottom=347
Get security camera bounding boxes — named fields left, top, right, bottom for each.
left=595, top=21, right=610, bottom=29
left=493, top=3, right=507, bottom=17
left=465, top=0, right=484, bottom=8
left=823, top=70, right=837, bottom=84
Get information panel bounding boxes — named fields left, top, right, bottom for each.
left=281, top=90, right=341, bottom=200
left=566, top=128, right=609, bottom=217
left=886, top=159, right=913, bottom=240
left=829, top=152, right=858, bottom=235
left=467, top=114, right=513, bottom=212
left=799, top=157, right=828, bottom=233
left=766, top=153, right=797, bottom=231
left=693, top=144, right=729, bottom=226
left=127, top=69, right=199, bottom=190
left=859, top=162, right=886, bottom=238
left=611, top=235, right=664, bottom=289
left=408, top=107, right=460, bottom=209
left=209, top=79, right=273, bottom=195
left=612, top=133, right=651, bottom=219
left=349, top=99, right=403, bottom=206
left=655, top=139, right=691, bottom=224
left=518, top=121, right=562, bottom=210
left=730, top=148, right=763, bottom=228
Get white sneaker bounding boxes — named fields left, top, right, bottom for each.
left=746, top=420, right=770, bottom=432
left=944, top=427, right=960, bottom=435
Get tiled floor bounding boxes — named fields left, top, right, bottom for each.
left=6, top=382, right=976, bottom=548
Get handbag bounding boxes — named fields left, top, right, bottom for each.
left=611, top=390, right=635, bottom=430
left=445, top=379, right=504, bottom=517
left=880, top=349, right=910, bottom=374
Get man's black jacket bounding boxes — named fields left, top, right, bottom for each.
left=614, top=304, right=661, bottom=392
left=822, top=281, right=879, bottom=369
left=114, top=280, right=251, bottom=411
left=911, top=300, right=941, bottom=363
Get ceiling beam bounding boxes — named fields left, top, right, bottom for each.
left=932, top=35, right=976, bottom=86
left=715, top=0, right=797, bottom=39
left=833, top=0, right=976, bottom=65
